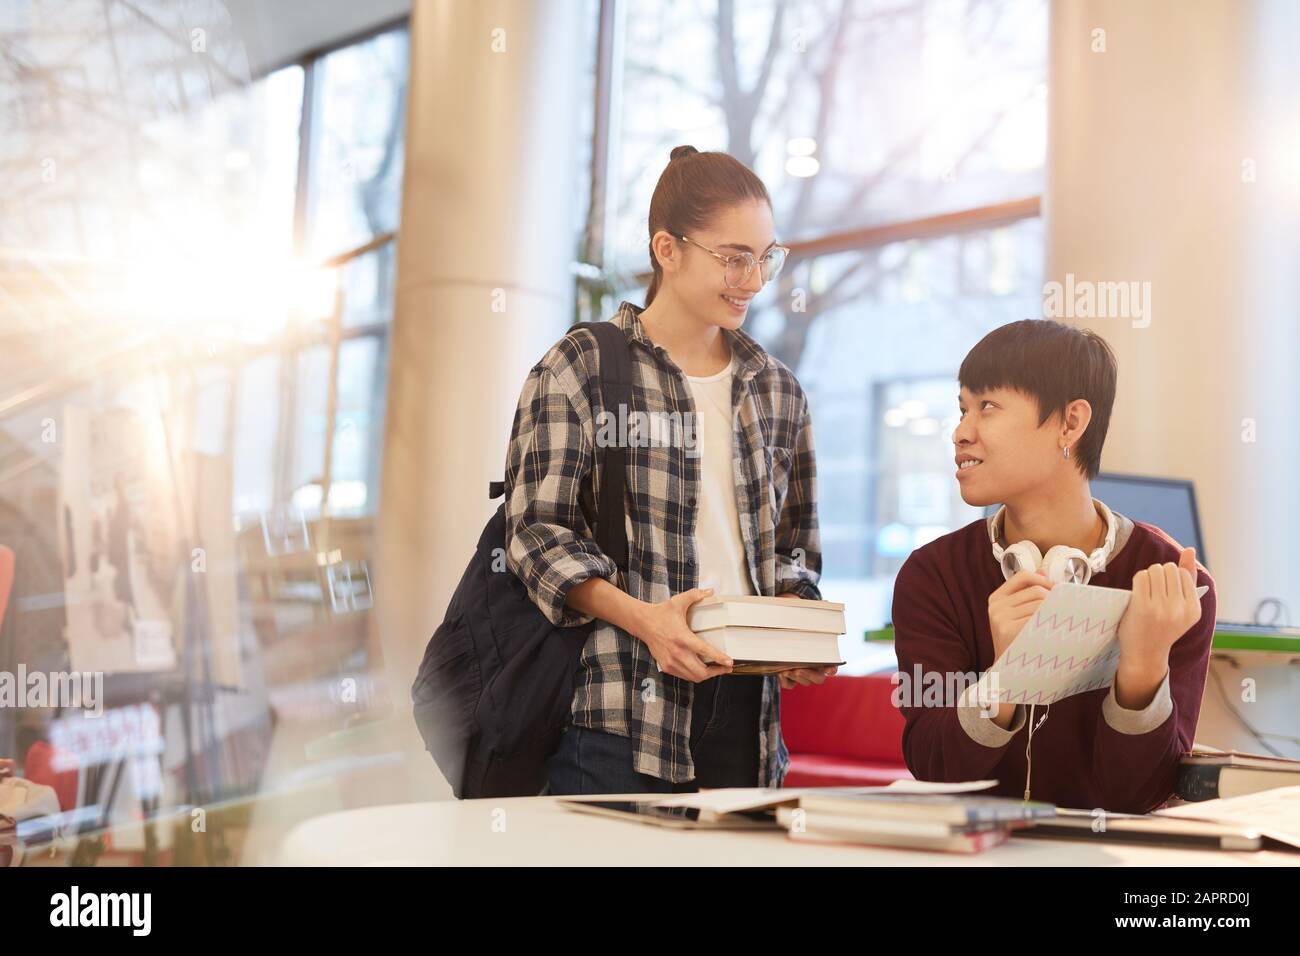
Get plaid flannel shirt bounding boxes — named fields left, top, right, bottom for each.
left=503, top=300, right=822, bottom=786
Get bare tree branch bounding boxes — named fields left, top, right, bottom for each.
left=785, top=0, right=853, bottom=240
left=751, top=0, right=787, bottom=118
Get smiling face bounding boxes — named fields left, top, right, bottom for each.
left=952, top=386, right=1074, bottom=507
left=651, top=199, right=776, bottom=331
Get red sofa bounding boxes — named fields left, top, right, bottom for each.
left=780, top=672, right=912, bottom=788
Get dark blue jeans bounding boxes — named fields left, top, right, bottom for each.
left=545, top=673, right=764, bottom=795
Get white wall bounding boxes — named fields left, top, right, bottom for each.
left=1047, top=0, right=1300, bottom=623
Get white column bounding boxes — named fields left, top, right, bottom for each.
left=372, top=0, right=581, bottom=795
left=1046, top=0, right=1300, bottom=622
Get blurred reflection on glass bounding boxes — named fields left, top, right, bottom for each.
left=0, top=3, right=409, bottom=866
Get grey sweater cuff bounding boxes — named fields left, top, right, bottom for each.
left=1103, top=669, right=1173, bottom=735
left=957, top=683, right=1026, bottom=747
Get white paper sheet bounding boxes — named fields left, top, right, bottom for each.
left=1155, top=783, right=1300, bottom=846
left=975, top=582, right=1208, bottom=707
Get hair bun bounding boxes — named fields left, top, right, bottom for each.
left=670, top=145, right=699, bottom=161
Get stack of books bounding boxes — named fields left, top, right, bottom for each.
left=1175, top=747, right=1300, bottom=801
left=777, top=791, right=1056, bottom=854
left=686, top=595, right=846, bottom=675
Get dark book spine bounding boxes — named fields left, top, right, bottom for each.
left=1174, top=763, right=1222, bottom=802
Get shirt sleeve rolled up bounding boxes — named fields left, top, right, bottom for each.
left=503, top=363, right=618, bottom=628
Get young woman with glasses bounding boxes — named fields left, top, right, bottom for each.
left=504, top=145, right=833, bottom=795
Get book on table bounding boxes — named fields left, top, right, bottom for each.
left=591, top=780, right=1031, bottom=851
left=776, top=808, right=1015, bottom=854
left=1175, top=747, right=1300, bottom=802
left=778, top=791, right=1055, bottom=854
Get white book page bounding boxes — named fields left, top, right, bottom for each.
left=976, top=582, right=1207, bottom=707
left=1156, top=784, right=1300, bottom=846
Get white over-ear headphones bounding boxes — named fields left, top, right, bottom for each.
left=988, top=499, right=1118, bottom=585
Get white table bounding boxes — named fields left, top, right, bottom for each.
left=278, top=794, right=1300, bottom=866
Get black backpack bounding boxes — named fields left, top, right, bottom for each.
left=411, top=320, right=632, bottom=798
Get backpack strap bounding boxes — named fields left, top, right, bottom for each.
left=489, top=321, right=634, bottom=574
left=574, top=320, right=632, bottom=575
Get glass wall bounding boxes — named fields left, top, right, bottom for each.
left=0, top=2, right=407, bottom=864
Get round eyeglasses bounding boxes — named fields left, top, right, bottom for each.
left=677, top=235, right=789, bottom=289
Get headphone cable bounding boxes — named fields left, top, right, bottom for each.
left=1023, top=702, right=1051, bottom=801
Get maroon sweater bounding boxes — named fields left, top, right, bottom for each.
left=891, top=512, right=1216, bottom=814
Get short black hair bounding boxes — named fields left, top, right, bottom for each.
left=958, top=319, right=1117, bottom=480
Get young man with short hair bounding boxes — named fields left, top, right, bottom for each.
left=892, top=319, right=1215, bottom=814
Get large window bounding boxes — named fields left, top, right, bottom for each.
left=305, top=29, right=409, bottom=261
left=608, top=0, right=1045, bottom=266
left=766, top=216, right=1045, bottom=638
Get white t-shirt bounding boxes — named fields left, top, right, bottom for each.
left=685, top=356, right=755, bottom=597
